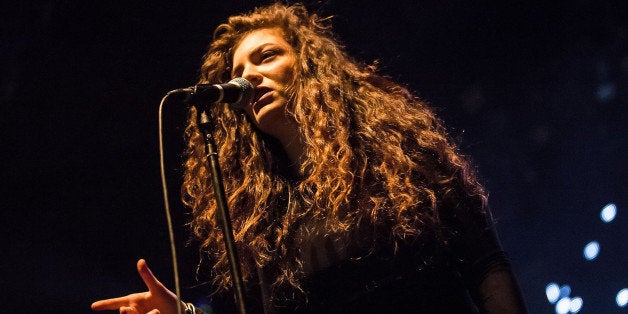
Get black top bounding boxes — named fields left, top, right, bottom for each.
left=205, top=204, right=527, bottom=313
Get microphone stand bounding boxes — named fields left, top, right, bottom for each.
left=196, top=109, right=247, bottom=314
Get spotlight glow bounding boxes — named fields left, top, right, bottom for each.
left=600, top=203, right=617, bottom=223
left=596, top=82, right=616, bottom=102
left=569, top=297, right=583, bottom=313
left=583, top=241, right=600, bottom=261
left=546, top=283, right=560, bottom=303
left=617, top=288, right=628, bottom=307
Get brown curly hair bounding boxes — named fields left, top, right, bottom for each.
left=181, top=3, right=487, bottom=297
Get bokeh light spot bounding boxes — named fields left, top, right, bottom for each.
left=617, top=289, right=628, bottom=307
left=583, top=241, right=600, bottom=261
left=569, top=297, right=583, bottom=313
left=546, top=283, right=560, bottom=304
left=556, top=297, right=571, bottom=314
left=600, top=203, right=617, bottom=223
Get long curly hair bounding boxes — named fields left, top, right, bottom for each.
left=181, top=3, right=487, bottom=297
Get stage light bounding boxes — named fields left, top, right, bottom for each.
left=583, top=241, right=600, bottom=261
left=556, top=297, right=571, bottom=314
left=569, top=297, right=583, bottom=313
left=546, top=283, right=560, bottom=304
left=617, top=288, right=628, bottom=307
left=600, top=203, right=617, bottom=223
left=559, top=285, right=571, bottom=299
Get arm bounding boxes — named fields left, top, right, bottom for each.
left=447, top=205, right=527, bottom=313
left=91, top=259, right=192, bottom=314
left=477, top=267, right=527, bottom=314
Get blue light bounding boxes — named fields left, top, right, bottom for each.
left=617, top=288, right=628, bottom=307
left=546, top=283, right=560, bottom=304
left=600, top=203, right=617, bottom=223
left=583, top=241, right=600, bottom=261
left=570, top=297, right=583, bottom=313
left=559, top=285, right=571, bottom=299
left=596, top=82, right=616, bottom=102
left=556, top=297, right=571, bottom=314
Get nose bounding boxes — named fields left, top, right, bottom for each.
left=241, top=65, right=263, bottom=87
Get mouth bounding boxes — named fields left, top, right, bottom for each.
left=252, top=86, right=273, bottom=111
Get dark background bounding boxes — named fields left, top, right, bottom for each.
left=3, top=1, right=627, bottom=313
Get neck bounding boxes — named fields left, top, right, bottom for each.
left=279, top=133, right=306, bottom=174
left=268, top=117, right=306, bottom=174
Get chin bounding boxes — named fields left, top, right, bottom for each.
left=253, top=102, right=284, bottom=125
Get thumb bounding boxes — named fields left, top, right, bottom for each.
left=136, top=259, right=166, bottom=293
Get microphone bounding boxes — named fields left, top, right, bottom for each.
left=184, top=77, right=254, bottom=110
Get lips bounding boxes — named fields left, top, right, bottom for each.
left=252, top=86, right=273, bottom=111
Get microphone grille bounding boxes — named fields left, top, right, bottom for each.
left=229, top=77, right=254, bottom=110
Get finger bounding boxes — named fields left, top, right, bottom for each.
left=119, top=306, right=138, bottom=314
left=147, top=310, right=161, bottom=314
left=92, top=296, right=133, bottom=311
left=136, top=259, right=165, bottom=293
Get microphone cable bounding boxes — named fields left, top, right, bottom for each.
left=158, top=88, right=190, bottom=314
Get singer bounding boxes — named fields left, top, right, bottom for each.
left=92, top=3, right=527, bottom=313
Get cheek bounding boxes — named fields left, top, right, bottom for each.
left=277, top=56, right=297, bottom=83
left=271, top=65, right=293, bottom=84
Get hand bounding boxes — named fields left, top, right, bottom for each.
left=91, top=259, right=185, bottom=314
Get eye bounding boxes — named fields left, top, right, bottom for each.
left=260, top=50, right=278, bottom=61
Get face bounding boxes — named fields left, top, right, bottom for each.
left=231, top=28, right=299, bottom=142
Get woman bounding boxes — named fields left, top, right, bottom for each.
left=92, top=3, right=527, bottom=313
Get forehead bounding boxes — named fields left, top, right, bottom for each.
left=232, top=28, right=290, bottom=59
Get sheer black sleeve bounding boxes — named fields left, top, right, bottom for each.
left=446, top=205, right=528, bottom=313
